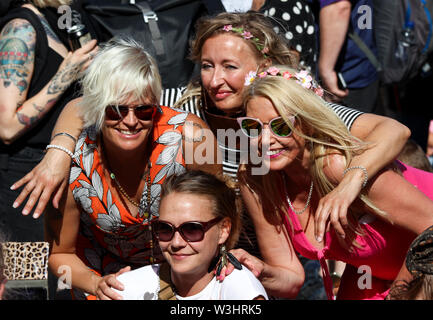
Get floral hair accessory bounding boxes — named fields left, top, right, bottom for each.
left=244, top=67, right=324, bottom=97
left=222, top=25, right=268, bottom=58
left=244, top=71, right=257, bottom=86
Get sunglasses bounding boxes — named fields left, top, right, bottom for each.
left=153, top=216, right=223, bottom=242
left=237, top=116, right=295, bottom=138
left=105, top=104, right=157, bottom=121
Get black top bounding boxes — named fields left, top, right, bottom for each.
left=0, top=6, right=77, bottom=152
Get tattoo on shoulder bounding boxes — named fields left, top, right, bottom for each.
left=183, top=121, right=204, bottom=143
left=0, top=19, right=35, bottom=95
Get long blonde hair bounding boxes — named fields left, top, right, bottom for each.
left=174, top=11, right=297, bottom=112
left=239, top=65, right=388, bottom=249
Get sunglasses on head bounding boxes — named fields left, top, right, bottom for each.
left=105, top=104, right=157, bottom=121
left=237, top=116, right=295, bottom=138
left=153, top=216, right=223, bottom=242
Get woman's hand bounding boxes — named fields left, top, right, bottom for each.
left=54, top=40, right=98, bottom=87
left=94, top=266, right=131, bottom=300
left=314, top=160, right=366, bottom=242
left=10, top=147, right=72, bottom=218
left=219, top=248, right=265, bottom=281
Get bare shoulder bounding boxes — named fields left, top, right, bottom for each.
left=322, top=148, right=346, bottom=184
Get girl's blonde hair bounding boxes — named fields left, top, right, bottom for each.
left=79, top=37, right=162, bottom=132
left=239, top=65, right=388, bottom=250
left=174, top=11, right=297, bottom=111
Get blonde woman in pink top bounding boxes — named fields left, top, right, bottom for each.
left=235, top=65, right=433, bottom=300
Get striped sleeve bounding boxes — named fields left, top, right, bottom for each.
left=160, top=87, right=203, bottom=118
left=325, top=102, right=364, bottom=130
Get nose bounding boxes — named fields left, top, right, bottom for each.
left=170, top=230, right=187, bottom=248
left=259, top=125, right=275, bottom=152
left=122, top=108, right=139, bottom=126
left=210, top=66, right=224, bottom=88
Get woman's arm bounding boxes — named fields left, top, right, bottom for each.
left=234, top=182, right=305, bottom=298
left=315, top=113, right=411, bottom=241
left=11, top=98, right=84, bottom=218
left=183, top=113, right=223, bottom=176
left=0, top=18, right=97, bottom=144
left=47, top=186, right=128, bottom=300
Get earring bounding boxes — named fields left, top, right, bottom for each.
left=215, top=244, right=243, bottom=278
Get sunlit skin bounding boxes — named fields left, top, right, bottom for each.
left=158, top=192, right=230, bottom=297
left=201, top=33, right=263, bottom=115
left=246, top=96, right=310, bottom=176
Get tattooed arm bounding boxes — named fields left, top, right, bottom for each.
left=0, top=18, right=97, bottom=144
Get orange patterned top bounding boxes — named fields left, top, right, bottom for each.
left=69, top=106, right=187, bottom=280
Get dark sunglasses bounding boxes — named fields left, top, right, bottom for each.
left=237, top=116, right=295, bottom=138
left=105, top=104, right=157, bottom=121
left=153, top=216, right=223, bottom=242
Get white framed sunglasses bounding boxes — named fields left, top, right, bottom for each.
left=237, top=116, right=295, bottom=138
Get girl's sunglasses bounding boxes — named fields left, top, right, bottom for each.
left=153, top=217, right=223, bottom=242
left=237, top=116, right=295, bottom=138
left=105, top=104, right=157, bottom=121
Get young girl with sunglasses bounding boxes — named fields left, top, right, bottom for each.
left=234, top=65, right=433, bottom=300
left=45, top=37, right=221, bottom=300
left=112, top=170, right=267, bottom=300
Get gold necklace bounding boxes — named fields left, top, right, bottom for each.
left=109, top=170, right=150, bottom=209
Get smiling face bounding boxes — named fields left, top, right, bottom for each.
left=158, top=192, right=230, bottom=287
left=200, top=33, right=263, bottom=115
left=101, top=94, right=154, bottom=154
left=246, top=96, right=308, bottom=172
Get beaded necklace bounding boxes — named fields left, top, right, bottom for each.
left=100, top=137, right=154, bottom=263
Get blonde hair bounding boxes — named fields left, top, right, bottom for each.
left=239, top=65, right=387, bottom=250
left=30, top=0, right=72, bottom=8
left=174, top=11, right=297, bottom=111
left=79, top=37, right=162, bottom=131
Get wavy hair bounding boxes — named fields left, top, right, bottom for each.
left=79, top=37, right=162, bottom=131
left=174, top=11, right=297, bottom=112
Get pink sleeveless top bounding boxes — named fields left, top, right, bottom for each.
left=281, top=162, right=433, bottom=300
